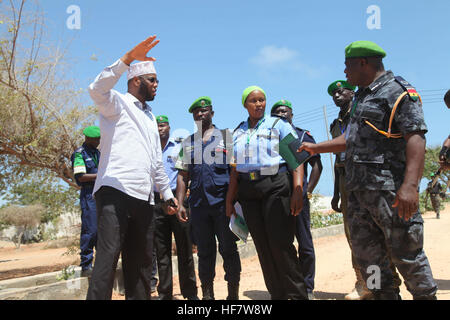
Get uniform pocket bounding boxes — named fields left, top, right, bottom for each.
left=352, top=153, right=385, bottom=164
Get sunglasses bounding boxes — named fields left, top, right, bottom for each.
left=140, top=76, right=159, bottom=84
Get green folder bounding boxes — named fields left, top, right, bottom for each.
left=278, top=133, right=312, bottom=170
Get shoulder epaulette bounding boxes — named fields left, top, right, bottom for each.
left=174, top=137, right=184, bottom=144
left=329, top=119, right=338, bottom=132
left=271, top=117, right=281, bottom=129
left=233, top=121, right=245, bottom=133
left=394, top=76, right=421, bottom=102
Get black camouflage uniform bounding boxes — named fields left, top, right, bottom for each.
left=345, top=70, right=438, bottom=299
left=427, top=181, right=442, bottom=219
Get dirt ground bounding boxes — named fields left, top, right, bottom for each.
left=1, top=203, right=449, bottom=300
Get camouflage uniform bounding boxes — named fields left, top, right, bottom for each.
left=331, top=109, right=402, bottom=294
left=427, top=182, right=442, bottom=218
left=345, top=71, right=437, bottom=299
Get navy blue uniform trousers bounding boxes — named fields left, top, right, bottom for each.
left=190, top=203, right=241, bottom=285
left=80, top=186, right=97, bottom=270
left=295, top=197, right=315, bottom=293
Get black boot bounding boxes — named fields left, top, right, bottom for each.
left=226, top=282, right=239, bottom=300
left=201, top=282, right=215, bottom=300
left=414, top=295, right=437, bottom=300
left=373, top=290, right=400, bottom=300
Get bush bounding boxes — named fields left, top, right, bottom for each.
left=0, top=204, right=44, bottom=248
left=311, top=211, right=343, bottom=229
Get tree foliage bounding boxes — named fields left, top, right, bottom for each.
left=0, top=0, right=96, bottom=190
left=1, top=168, right=79, bottom=223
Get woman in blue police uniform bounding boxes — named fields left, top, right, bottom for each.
left=71, top=126, right=100, bottom=276
left=175, top=97, right=241, bottom=300
left=225, top=86, right=308, bottom=300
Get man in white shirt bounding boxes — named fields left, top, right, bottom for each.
left=86, top=36, right=178, bottom=300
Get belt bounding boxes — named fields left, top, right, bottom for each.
left=238, top=164, right=288, bottom=182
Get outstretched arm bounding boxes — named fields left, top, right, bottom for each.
left=298, top=133, right=346, bottom=155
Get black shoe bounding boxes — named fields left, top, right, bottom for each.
left=81, top=267, right=93, bottom=278
left=201, top=282, right=215, bottom=300
left=414, top=295, right=437, bottom=300
left=226, top=282, right=239, bottom=300
left=187, top=295, right=200, bottom=300
left=437, top=214, right=440, bottom=219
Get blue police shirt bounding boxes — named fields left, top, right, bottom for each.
left=232, top=114, right=298, bottom=174
left=154, top=137, right=180, bottom=192
left=176, top=126, right=231, bottom=208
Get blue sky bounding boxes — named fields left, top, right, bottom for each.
left=11, top=0, right=450, bottom=197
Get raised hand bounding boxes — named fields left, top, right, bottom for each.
left=121, top=35, right=160, bottom=65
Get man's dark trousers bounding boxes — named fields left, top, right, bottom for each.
left=154, top=194, right=197, bottom=299
left=295, top=197, right=315, bottom=294
left=87, top=186, right=155, bottom=300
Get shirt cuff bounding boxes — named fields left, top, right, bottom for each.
left=160, top=187, right=174, bottom=202
left=111, top=58, right=130, bottom=76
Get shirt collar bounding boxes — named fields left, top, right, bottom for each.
left=126, top=92, right=151, bottom=112
left=367, top=70, right=394, bottom=93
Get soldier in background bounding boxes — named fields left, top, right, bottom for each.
left=71, top=126, right=100, bottom=277
left=426, top=176, right=443, bottom=219
left=271, top=99, right=323, bottom=300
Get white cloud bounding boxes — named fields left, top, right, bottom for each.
left=250, top=46, right=299, bottom=67
left=250, top=45, right=325, bottom=78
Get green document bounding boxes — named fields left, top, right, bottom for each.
left=278, top=133, right=312, bottom=170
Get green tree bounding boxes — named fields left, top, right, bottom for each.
left=0, top=0, right=96, bottom=191
left=1, top=169, right=79, bottom=223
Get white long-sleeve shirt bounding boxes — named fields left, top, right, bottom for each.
left=88, top=59, right=173, bottom=204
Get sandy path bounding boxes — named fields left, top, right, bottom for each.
left=1, top=204, right=448, bottom=300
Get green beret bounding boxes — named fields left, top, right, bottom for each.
left=242, top=86, right=266, bottom=106
left=271, top=99, right=292, bottom=114
left=327, top=80, right=356, bottom=96
left=345, top=40, right=386, bottom=59
left=189, top=96, right=212, bottom=113
left=83, top=126, right=100, bottom=138
left=156, top=115, right=169, bottom=123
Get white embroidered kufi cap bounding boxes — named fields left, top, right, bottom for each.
left=127, top=61, right=157, bottom=81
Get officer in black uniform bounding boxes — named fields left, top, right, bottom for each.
left=439, top=91, right=450, bottom=171
left=153, top=115, right=198, bottom=300
left=270, top=99, right=323, bottom=300
left=175, top=96, right=241, bottom=300
left=71, top=126, right=100, bottom=277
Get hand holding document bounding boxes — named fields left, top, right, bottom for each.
left=229, top=202, right=249, bottom=243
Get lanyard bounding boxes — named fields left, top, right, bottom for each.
left=246, top=117, right=265, bottom=144
left=92, top=152, right=98, bottom=167
left=349, top=100, right=358, bottom=118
